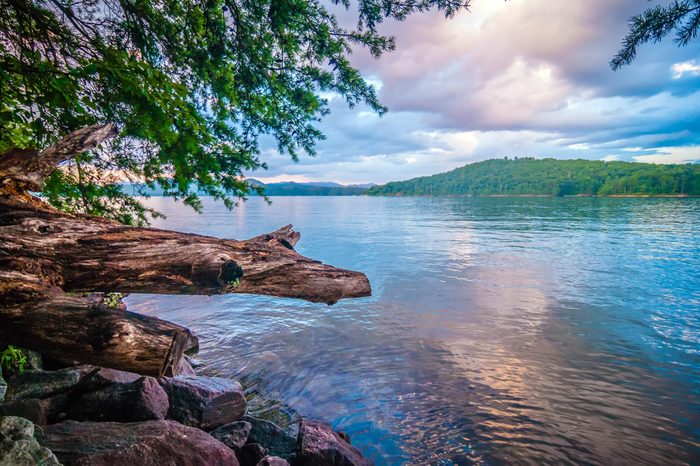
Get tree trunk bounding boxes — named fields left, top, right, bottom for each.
left=0, top=125, right=371, bottom=376
left=0, top=283, right=195, bottom=377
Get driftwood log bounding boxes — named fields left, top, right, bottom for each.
left=0, top=124, right=371, bottom=376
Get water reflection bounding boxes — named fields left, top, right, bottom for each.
left=128, top=197, right=700, bottom=465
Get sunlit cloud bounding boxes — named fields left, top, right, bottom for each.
left=249, top=0, right=700, bottom=184
left=671, top=60, right=700, bottom=79
left=632, top=146, right=700, bottom=164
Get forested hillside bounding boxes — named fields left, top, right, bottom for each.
left=367, top=158, right=700, bottom=196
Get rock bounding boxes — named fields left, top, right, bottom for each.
left=0, top=369, right=6, bottom=403
left=6, top=366, right=95, bottom=400
left=336, top=430, right=351, bottom=444
left=210, top=421, right=252, bottom=450
left=79, top=367, right=141, bottom=392
left=158, top=376, right=247, bottom=430
left=237, top=443, right=266, bottom=466
left=35, top=420, right=239, bottom=466
left=256, top=456, right=290, bottom=466
left=173, top=357, right=197, bottom=376
left=297, top=419, right=372, bottom=466
left=0, top=416, right=60, bottom=465
left=63, top=376, right=169, bottom=422
left=24, top=351, right=42, bottom=371
left=241, top=415, right=297, bottom=460
left=0, top=399, right=51, bottom=425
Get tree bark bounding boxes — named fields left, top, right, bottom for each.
left=0, top=278, right=195, bottom=377
left=0, top=125, right=371, bottom=376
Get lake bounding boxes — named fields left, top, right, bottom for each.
left=126, top=196, right=700, bottom=465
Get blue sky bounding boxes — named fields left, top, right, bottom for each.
left=251, top=0, right=700, bottom=184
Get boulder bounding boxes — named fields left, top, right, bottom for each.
left=237, top=443, right=267, bottom=466
left=0, top=369, right=6, bottom=402
left=35, top=420, right=239, bottom=466
left=297, top=419, right=371, bottom=466
left=0, top=399, right=51, bottom=426
left=241, top=415, right=297, bottom=460
left=158, top=376, right=247, bottom=430
left=63, top=376, right=169, bottom=422
left=82, top=367, right=141, bottom=388
left=210, top=421, right=252, bottom=450
left=257, top=456, right=290, bottom=466
left=0, top=416, right=60, bottom=465
left=6, top=366, right=95, bottom=400
left=24, top=351, right=43, bottom=371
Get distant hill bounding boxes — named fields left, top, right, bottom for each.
left=121, top=180, right=372, bottom=196
left=367, top=158, right=700, bottom=197
left=248, top=180, right=370, bottom=196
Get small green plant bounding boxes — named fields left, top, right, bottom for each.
left=103, top=292, right=124, bottom=308
left=1, top=345, right=27, bottom=374
left=228, top=278, right=240, bottom=288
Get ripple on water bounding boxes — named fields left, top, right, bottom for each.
left=127, top=197, right=700, bottom=465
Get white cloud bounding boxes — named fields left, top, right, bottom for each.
left=671, top=60, right=700, bottom=79
left=601, top=154, right=619, bottom=161
left=633, top=146, right=700, bottom=164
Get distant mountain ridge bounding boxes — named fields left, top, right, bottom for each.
left=247, top=180, right=373, bottom=196
left=367, top=158, right=700, bottom=197
left=121, top=180, right=374, bottom=196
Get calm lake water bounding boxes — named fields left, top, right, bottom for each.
left=126, top=196, right=700, bottom=465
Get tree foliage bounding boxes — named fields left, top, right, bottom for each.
left=367, top=158, right=700, bottom=197
left=0, top=0, right=468, bottom=224
left=612, top=0, right=700, bottom=69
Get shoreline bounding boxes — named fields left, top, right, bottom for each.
left=363, top=193, right=698, bottom=198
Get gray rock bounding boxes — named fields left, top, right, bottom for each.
left=0, top=369, right=6, bottom=403
left=256, top=456, right=290, bottom=466
left=24, top=351, right=42, bottom=371
left=237, top=443, right=266, bottom=466
left=297, top=419, right=372, bottom=466
left=241, top=415, right=297, bottom=460
left=6, top=366, right=95, bottom=400
left=63, top=376, right=169, bottom=422
left=210, top=421, right=252, bottom=450
left=158, top=376, right=247, bottom=430
left=35, top=420, right=239, bottom=466
left=0, top=416, right=60, bottom=466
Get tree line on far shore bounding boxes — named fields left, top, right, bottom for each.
left=367, top=158, right=700, bottom=197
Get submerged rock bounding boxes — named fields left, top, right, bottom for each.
left=63, top=376, right=169, bottom=422
left=158, top=376, right=247, bottom=430
left=297, top=419, right=372, bottom=466
left=241, top=415, right=297, bottom=460
left=210, top=421, right=252, bottom=450
left=0, top=416, right=60, bottom=465
left=35, top=420, right=239, bottom=466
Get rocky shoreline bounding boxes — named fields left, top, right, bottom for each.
left=0, top=353, right=372, bottom=465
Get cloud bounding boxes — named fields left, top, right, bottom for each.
left=671, top=60, right=700, bottom=79
left=249, top=0, right=700, bottom=183
left=632, top=146, right=700, bottom=164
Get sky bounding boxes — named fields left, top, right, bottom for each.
left=250, top=0, right=700, bottom=185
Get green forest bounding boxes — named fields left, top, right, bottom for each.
left=367, top=158, right=700, bottom=197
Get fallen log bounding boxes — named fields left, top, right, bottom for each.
left=0, top=125, right=371, bottom=376
left=0, top=272, right=196, bottom=377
